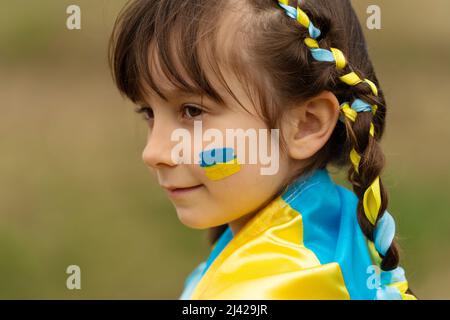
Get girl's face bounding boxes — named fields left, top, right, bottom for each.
left=140, top=63, right=298, bottom=231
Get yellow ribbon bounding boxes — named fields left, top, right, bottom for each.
left=350, top=148, right=361, bottom=173
left=304, top=37, right=319, bottom=48
left=280, top=1, right=380, bottom=99
left=340, top=72, right=379, bottom=97
left=349, top=146, right=383, bottom=226
left=363, top=177, right=382, bottom=225
left=340, top=103, right=376, bottom=138
left=282, top=0, right=383, bottom=229
left=330, top=48, right=347, bottom=70
left=387, top=281, right=417, bottom=300
left=296, top=6, right=311, bottom=28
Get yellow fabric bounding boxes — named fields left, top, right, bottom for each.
left=372, top=104, right=378, bottom=115
left=278, top=1, right=381, bottom=104
left=274, top=4, right=416, bottom=301
left=190, top=196, right=350, bottom=299
left=402, top=292, right=418, bottom=300
left=340, top=103, right=376, bottom=138
left=363, top=177, right=382, bottom=225
left=369, top=123, right=375, bottom=137
left=350, top=148, right=361, bottom=173
left=340, top=72, right=363, bottom=86
left=340, top=103, right=357, bottom=122
left=367, top=240, right=382, bottom=266
left=388, top=281, right=417, bottom=300
left=296, top=7, right=310, bottom=28
left=330, top=48, right=347, bottom=69
left=364, top=79, right=379, bottom=96
left=339, top=73, right=379, bottom=100
left=304, top=37, right=319, bottom=48
left=388, top=281, right=408, bottom=293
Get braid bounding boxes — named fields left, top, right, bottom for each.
left=277, top=0, right=416, bottom=299
left=343, top=89, right=401, bottom=268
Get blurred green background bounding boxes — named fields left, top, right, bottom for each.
left=0, top=0, right=449, bottom=299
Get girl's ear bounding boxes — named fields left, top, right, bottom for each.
left=282, top=91, right=340, bottom=160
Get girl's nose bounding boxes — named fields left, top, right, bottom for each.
left=142, top=124, right=178, bottom=169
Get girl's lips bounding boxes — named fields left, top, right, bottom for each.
left=164, top=184, right=204, bottom=198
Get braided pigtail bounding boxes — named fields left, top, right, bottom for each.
left=277, top=0, right=416, bottom=299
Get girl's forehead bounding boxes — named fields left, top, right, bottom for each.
left=142, top=34, right=253, bottom=111
left=135, top=1, right=265, bottom=115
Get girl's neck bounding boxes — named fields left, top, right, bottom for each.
left=228, top=177, right=298, bottom=236
left=228, top=211, right=258, bottom=236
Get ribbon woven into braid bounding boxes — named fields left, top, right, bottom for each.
left=278, top=0, right=415, bottom=300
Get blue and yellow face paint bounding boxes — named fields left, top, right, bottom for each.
left=199, top=148, right=241, bottom=181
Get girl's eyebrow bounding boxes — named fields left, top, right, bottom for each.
left=138, top=89, right=192, bottom=107
left=144, top=86, right=195, bottom=100
left=139, top=89, right=216, bottom=108
left=161, top=88, right=222, bottom=104
left=166, top=89, right=199, bottom=99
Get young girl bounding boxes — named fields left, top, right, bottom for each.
left=109, top=0, right=417, bottom=300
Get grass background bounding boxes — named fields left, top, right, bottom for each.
left=0, top=0, right=449, bottom=299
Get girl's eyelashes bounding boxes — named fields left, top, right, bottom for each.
left=135, top=104, right=206, bottom=122
left=181, top=104, right=204, bottom=120
left=135, top=106, right=154, bottom=121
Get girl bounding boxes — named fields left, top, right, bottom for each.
left=109, top=0, right=416, bottom=300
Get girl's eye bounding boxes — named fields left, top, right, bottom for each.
left=135, top=104, right=204, bottom=122
left=182, top=104, right=203, bottom=119
left=135, top=106, right=154, bottom=121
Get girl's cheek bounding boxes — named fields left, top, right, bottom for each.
left=199, top=147, right=241, bottom=181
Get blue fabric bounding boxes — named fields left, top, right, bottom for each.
left=178, top=261, right=206, bottom=300
left=376, top=266, right=406, bottom=300
left=279, top=3, right=297, bottom=19
left=351, top=99, right=373, bottom=113
left=178, top=227, right=232, bottom=300
left=278, top=3, right=321, bottom=39
left=374, top=211, right=396, bottom=256
left=179, top=168, right=401, bottom=299
left=376, top=285, right=402, bottom=300
left=281, top=169, right=377, bottom=299
left=311, top=48, right=335, bottom=63
left=381, top=266, right=406, bottom=285
left=201, top=226, right=233, bottom=276
left=308, top=23, right=321, bottom=39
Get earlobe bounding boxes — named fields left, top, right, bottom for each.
left=284, top=91, right=340, bottom=160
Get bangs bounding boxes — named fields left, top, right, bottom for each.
left=109, top=0, right=271, bottom=117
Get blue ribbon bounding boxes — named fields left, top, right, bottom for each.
left=374, top=211, right=396, bottom=256
left=310, top=48, right=335, bottom=63
left=375, top=266, right=407, bottom=300
left=351, top=99, right=373, bottom=113
left=279, top=3, right=321, bottom=39
left=380, top=266, right=406, bottom=285
left=279, top=3, right=297, bottom=19
left=376, top=285, right=402, bottom=300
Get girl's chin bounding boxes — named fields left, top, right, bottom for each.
left=176, top=209, right=211, bottom=229
left=176, top=207, right=226, bottom=230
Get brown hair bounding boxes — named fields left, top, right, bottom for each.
left=109, top=0, right=412, bottom=294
